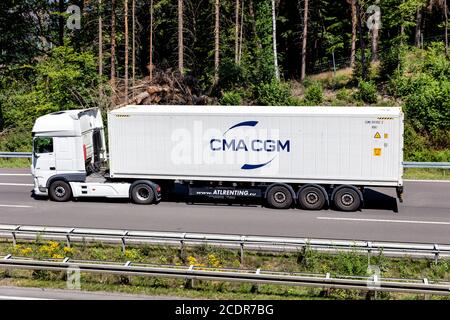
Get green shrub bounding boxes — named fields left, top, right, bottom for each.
left=253, top=80, right=291, bottom=106
left=304, top=82, right=324, bottom=105
left=354, top=80, right=378, bottom=104
left=220, top=91, right=243, bottom=105
left=335, top=88, right=353, bottom=103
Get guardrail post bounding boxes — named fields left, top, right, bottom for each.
left=11, top=232, right=16, bottom=247
left=180, top=233, right=187, bottom=263
left=250, top=268, right=261, bottom=293
left=121, top=231, right=128, bottom=253
left=184, top=265, right=195, bottom=289
left=66, top=228, right=75, bottom=248
left=367, top=242, right=372, bottom=265
left=433, top=244, right=439, bottom=265
left=240, top=236, right=246, bottom=266
left=423, top=278, right=429, bottom=300
left=323, top=273, right=331, bottom=297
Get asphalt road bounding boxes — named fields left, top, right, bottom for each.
left=0, top=285, right=178, bottom=300
left=0, top=169, right=449, bottom=244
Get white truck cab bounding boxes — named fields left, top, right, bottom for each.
left=32, top=109, right=105, bottom=197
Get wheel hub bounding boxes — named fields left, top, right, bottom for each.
left=137, top=187, right=150, bottom=201
left=341, top=193, right=354, bottom=206
left=274, top=191, right=287, bottom=203
left=306, top=192, right=319, bottom=204
left=54, top=186, right=66, bottom=197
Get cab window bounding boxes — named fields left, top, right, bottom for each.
left=34, top=137, right=54, bottom=154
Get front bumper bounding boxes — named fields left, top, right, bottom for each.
left=33, top=177, right=48, bottom=196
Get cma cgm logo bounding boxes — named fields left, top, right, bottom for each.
left=210, top=121, right=290, bottom=170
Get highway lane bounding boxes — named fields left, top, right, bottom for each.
left=0, top=169, right=449, bottom=244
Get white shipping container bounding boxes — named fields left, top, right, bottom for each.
left=108, top=105, right=403, bottom=187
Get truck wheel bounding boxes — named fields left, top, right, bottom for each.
left=298, top=185, right=326, bottom=210
left=266, top=185, right=293, bottom=209
left=49, top=181, right=72, bottom=202
left=333, top=187, right=361, bottom=212
left=131, top=183, right=155, bottom=205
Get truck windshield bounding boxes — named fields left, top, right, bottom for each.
left=33, top=137, right=53, bottom=154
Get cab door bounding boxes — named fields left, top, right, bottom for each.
left=32, top=137, right=56, bottom=188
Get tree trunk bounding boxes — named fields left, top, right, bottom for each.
left=238, top=0, right=245, bottom=63
left=110, top=0, right=117, bottom=87
left=124, top=0, right=129, bottom=103
left=415, top=8, right=422, bottom=47
left=350, top=0, right=357, bottom=67
left=235, top=0, right=240, bottom=64
left=98, top=0, right=103, bottom=76
left=371, top=22, right=379, bottom=62
left=178, top=0, right=184, bottom=74
left=132, top=0, right=135, bottom=96
left=248, top=0, right=261, bottom=50
left=300, top=0, right=308, bottom=81
left=355, top=0, right=367, bottom=80
left=149, top=0, right=154, bottom=81
left=272, top=0, right=280, bottom=80
left=214, top=0, right=220, bottom=84
left=58, top=0, right=64, bottom=45
left=445, top=0, right=449, bottom=58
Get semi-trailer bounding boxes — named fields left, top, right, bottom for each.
left=31, top=105, right=404, bottom=211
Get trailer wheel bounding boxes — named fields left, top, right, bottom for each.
left=333, top=187, right=361, bottom=212
left=298, top=185, right=326, bottom=210
left=131, top=183, right=155, bottom=205
left=266, top=185, right=293, bottom=209
left=49, top=180, right=72, bottom=202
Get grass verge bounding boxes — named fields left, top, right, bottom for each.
left=0, top=158, right=31, bottom=168
left=0, top=240, right=448, bottom=300
left=404, top=168, right=449, bottom=180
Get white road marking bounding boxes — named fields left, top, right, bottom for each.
left=0, top=174, right=30, bottom=176
left=0, top=295, right=53, bottom=300
left=0, top=204, right=32, bottom=208
left=317, top=217, right=450, bottom=225
left=0, top=183, right=33, bottom=187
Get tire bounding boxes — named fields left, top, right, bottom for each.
left=298, top=185, right=326, bottom=210
left=131, top=183, right=155, bottom=205
left=333, top=187, right=361, bottom=212
left=49, top=180, right=72, bottom=202
left=266, top=185, right=293, bottom=209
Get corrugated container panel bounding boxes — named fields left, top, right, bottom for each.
left=108, top=106, right=403, bottom=187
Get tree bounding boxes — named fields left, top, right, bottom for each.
left=214, top=0, right=220, bottom=84
left=124, top=0, right=129, bottom=102
left=98, top=0, right=103, bottom=76
left=445, top=0, right=449, bottom=58
left=238, top=0, right=245, bottom=63
left=110, top=0, right=117, bottom=87
left=355, top=0, right=367, bottom=79
left=235, top=0, right=240, bottom=63
left=349, top=0, right=357, bottom=67
left=300, top=0, right=308, bottom=81
left=58, top=0, right=64, bottom=46
left=178, top=0, right=184, bottom=74
left=415, top=6, right=423, bottom=47
left=272, top=0, right=280, bottom=80
left=149, top=0, right=154, bottom=81
left=132, top=0, right=136, bottom=94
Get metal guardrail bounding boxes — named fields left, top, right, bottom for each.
left=1, top=152, right=449, bottom=169
left=1, top=224, right=449, bottom=261
left=0, top=152, right=32, bottom=158
left=1, top=255, right=449, bottom=295
left=403, top=162, right=450, bottom=169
